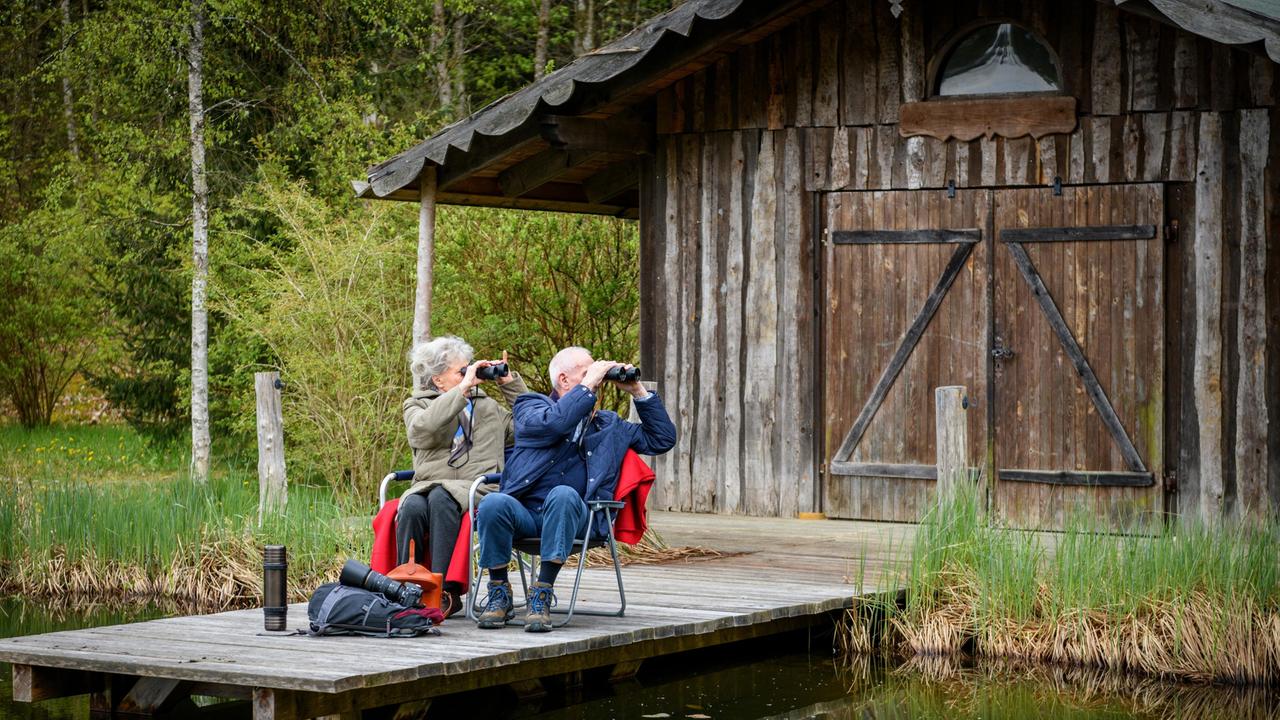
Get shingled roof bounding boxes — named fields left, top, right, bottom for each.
left=356, top=0, right=1280, bottom=217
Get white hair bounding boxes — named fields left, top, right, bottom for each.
left=409, top=336, right=474, bottom=390
left=548, top=346, right=591, bottom=388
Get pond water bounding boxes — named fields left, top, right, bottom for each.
left=1, top=598, right=1275, bottom=720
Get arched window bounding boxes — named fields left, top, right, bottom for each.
left=935, top=23, right=1062, bottom=97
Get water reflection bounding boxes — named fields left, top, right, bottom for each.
left=1, top=600, right=1275, bottom=720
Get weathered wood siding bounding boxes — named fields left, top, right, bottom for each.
left=641, top=0, right=1280, bottom=520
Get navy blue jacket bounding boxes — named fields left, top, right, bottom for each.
left=499, top=385, right=677, bottom=536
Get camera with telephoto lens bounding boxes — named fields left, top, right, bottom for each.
left=468, top=362, right=509, bottom=381
left=604, top=365, right=641, bottom=383
left=339, top=559, right=423, bottom=607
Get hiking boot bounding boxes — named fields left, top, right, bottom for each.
left=524, top=582, right=557, bottom=633
left=440, top=588, right=463, bottom=620
left=476, top=581, right=514, bottom=629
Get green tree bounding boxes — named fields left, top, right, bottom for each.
left=0, top=181, right=112, bottom=426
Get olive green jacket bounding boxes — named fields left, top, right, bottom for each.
left=399, top=373, right=528, bottom=511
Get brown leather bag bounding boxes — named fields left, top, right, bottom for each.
left=386, top=540, right=443, bottom=612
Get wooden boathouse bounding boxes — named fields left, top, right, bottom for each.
left=358, top=0, right=1280, bottom=530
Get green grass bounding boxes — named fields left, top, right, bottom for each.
left=845, top=482, right=1280, bottom=684
left=0, top=423, right=371, bottom=606
left=0, top=422, right=183, bottom=482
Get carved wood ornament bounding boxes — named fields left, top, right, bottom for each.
left=899, top=96, right=1078, bottom=142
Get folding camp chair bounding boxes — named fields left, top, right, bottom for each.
left=464, top=474, right=628, bottom=628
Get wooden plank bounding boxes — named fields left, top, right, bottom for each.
left=898, top=96, right=1078, bottom=143
left=998, top=469, right=1155, bottom=487
left=721, top=132, right=746, bottom=514
left=1091, top=4, right=1123, bottom=116
left=828, top=462, right=937, bottom=480
left=1194, top=112, right=1225, bottom=522
left=497, top=148, right=596, bottom=197
left=692, top=137, right=720, bottom=514
left=779, top=128, right=807, bottom=517
left=767, top=34, right=786, bottom=130
left=832, top=242, right=976, bottom=463
left=1168, top=110, right=1197, bottom=181
left=875, top=0, right=901, bottom=124
left=842, top=0, right=876, bottom=126
left=1005, top=136, right=1031, bottom=185
left=1172, top=32, right=1199, bottom=109
left=1249, top=54, right=1274, bottom=107
left=1235, top=108, right=1270, bottom=521
left=658, top=139, right=681, bottom=511
left=1142, top=112, right=1169, bottom=182
left=999, top=225, right=1156, bottom=243
left=743, top=131, right=779, bottom=515
left=1125, top=15, right=1159, bottom=112
left=899, top=3, right=925, bottom=104
left=874, top=125, right=896, bottom=189
left=1089, top=116, right=1112, bottom=183
left=791, top=17, right=814, bottom=128
left=830, top=128, right=851, bottom=190
left=813, top=1, right=841, bottom=127
left=675, top=135, right=700, bottom=512
left=1003, top=241, right=1148, bottom=474
left=935, top=386, right=968, bottom=500
left=832, top=228, right=980, bottom=244
left=853, top=127, right=871, bottom=189
left=905, top=136, right=925, bottom=189
left=582, top=161, right=638, bottom=205
left=1123, top=114, right=1141, bottom=181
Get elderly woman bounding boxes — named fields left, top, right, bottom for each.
left=399, top=335, right=527, bottom=617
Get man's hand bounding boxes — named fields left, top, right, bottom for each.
left=496, top=350, right=515, bottom=385
left=612, top=365, right=647, bottom=397
left=581, top=360, right=619, bottom=391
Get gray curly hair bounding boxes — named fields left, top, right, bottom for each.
left=409, top=336, right=474, bottom=390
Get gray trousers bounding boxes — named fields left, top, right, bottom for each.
left=395, top=486, right=463, bottom=588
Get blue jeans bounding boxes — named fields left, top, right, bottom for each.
left=476, top=486, right=589, bottom=570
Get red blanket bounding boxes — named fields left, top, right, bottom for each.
left=371, top=499, right=473, bottom=586
left=370, top=451, right=656, bottom=582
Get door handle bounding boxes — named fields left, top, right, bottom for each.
left=991, top=344, right=1015, bottom=361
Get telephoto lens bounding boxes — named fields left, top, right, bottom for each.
left=339, top=558, right=424, bottom=607
left=263, top=545, right=288, bottom=631
left=472, top=362, right=509, bottom=381
left=604, top=366, right=641, bottom=383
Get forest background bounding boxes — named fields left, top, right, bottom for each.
left=0, top=0, right=665, bottom=495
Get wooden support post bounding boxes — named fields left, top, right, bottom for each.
left=1235, top=109, right=1270, bottom=523
left=1194, top=112, right=1225, bottom=524
left=12, top=664, right=100, bottom=702
left=412, top=166, right=438, bottom=390
left=935, top=386, right=967, bottom=503
left=255, top=371, right=287, bottom=525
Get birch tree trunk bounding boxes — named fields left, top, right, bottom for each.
left=432, top=0, right=452, bottom=109
left=574, top=0, right=596, bottom=55
left=534, top=0, right=551, bottom=80
left=451, top=13, right=467, bottom=115
left=188, top=0, right=211, bottom=484
left=60, top=0, right=79, bottom=161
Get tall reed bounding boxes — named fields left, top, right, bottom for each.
left=842, top=483, right=1280, bottom=685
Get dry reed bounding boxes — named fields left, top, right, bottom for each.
left=840, top=485, right=1280, bottom=686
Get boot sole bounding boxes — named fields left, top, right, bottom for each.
left=524, top=619, right=552, bottom=633
left=476, top=610, right=514, bottom=629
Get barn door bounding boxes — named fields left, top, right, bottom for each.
left=991, top=184, right=1164, bottom=529
left=822, top=189, right=991, bottom=521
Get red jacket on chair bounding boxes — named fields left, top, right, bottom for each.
left=370, top=450, right=655, bottom=579
left=370, top=500, right=470, bottom=589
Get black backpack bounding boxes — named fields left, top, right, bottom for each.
left=306, top=583, right=440, bottom=638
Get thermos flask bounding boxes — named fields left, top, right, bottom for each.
left=263, top=544, right=288, bottom=631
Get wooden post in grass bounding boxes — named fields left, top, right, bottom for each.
left=935, top=386, right=967, bottom=504
left=256, top=372, right=287, bottom=524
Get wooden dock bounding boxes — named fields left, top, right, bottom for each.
left=0, top=512, right=916, bottom=719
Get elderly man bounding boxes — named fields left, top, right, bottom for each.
left=474, top=346, right=676, bottom=632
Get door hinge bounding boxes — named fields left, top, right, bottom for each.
left=819, top=461, right=829, bottom=477
left=1163, top=470, right=1178, bottom=494
left=1165, top=219, right=1179, bottom=244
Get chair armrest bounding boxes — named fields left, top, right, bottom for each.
left=378, top=470, right=415, bottom=508
left=587, top=500, right=625, bottom=510
left=468, top=474, right=501, bottom=517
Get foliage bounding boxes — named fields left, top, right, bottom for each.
left=0, top=422, right=180, bottom=483
left=0, top=180, right=113, bottom=426
left=433, top=206, right=640, bottom=408
left=218, top=176, right=416, bottom=494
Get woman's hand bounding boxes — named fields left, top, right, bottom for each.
left=496, top=350, right=515, bottom=385
left=459, top=361, right=484, bottom=391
